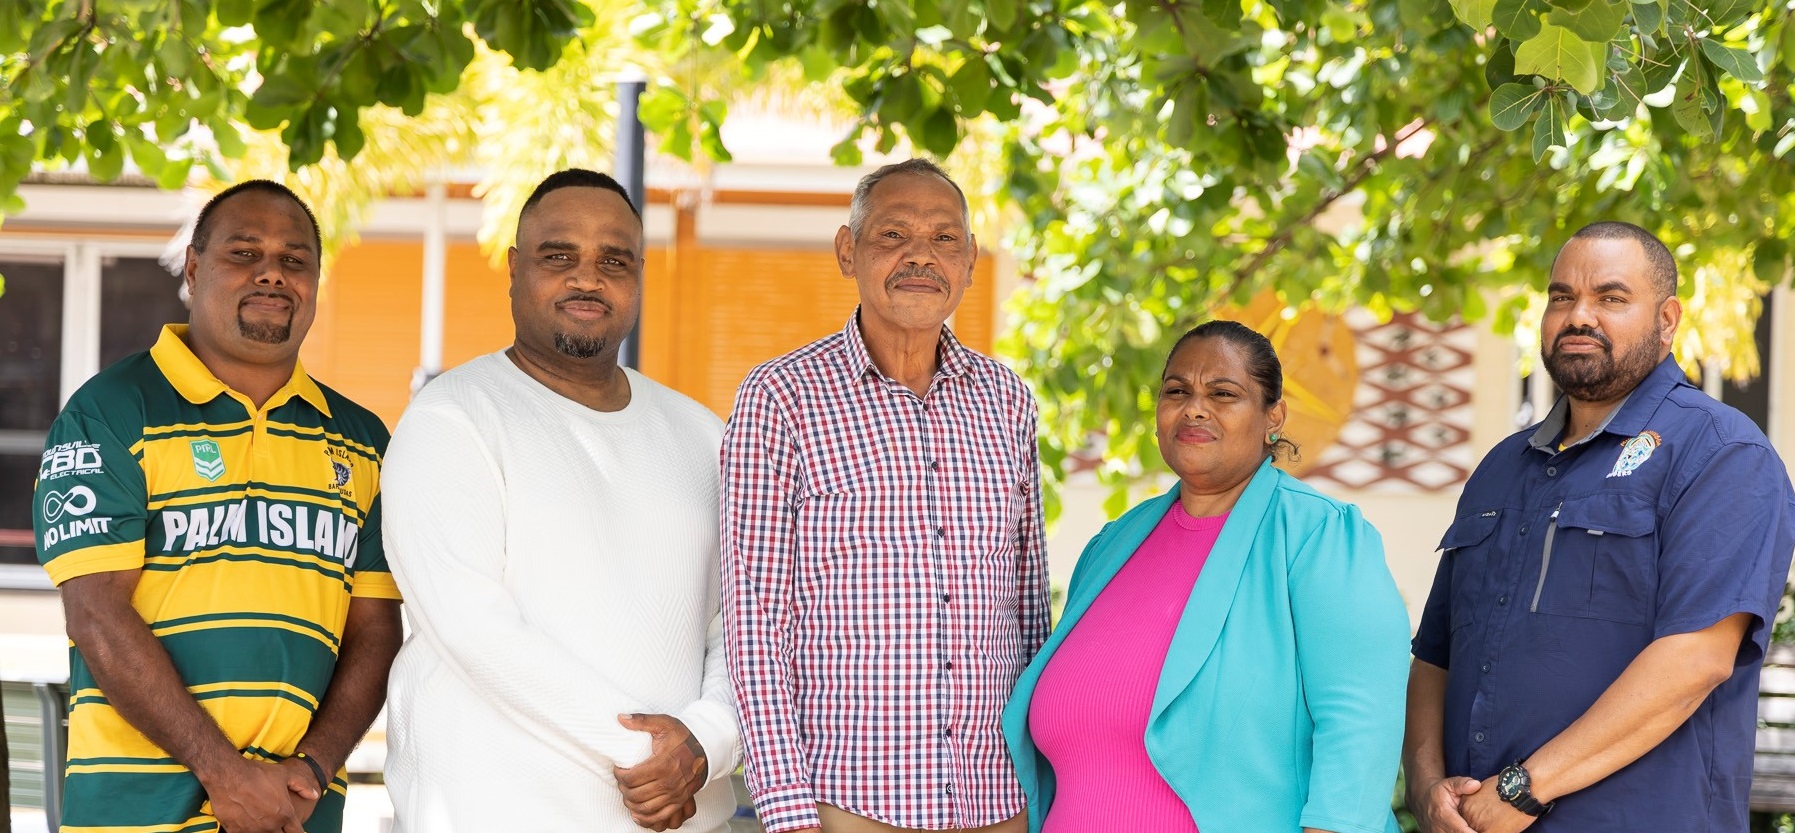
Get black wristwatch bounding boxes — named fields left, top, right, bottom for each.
left=1495, top=760, right=1553, bottom=816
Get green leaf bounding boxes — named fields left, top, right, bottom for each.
left=1400, top=0, right=1451, bottom=34
left=333, top=110, right=365, bottom=161
left=987, top=0, right=1019, bottom=31
left=255, top=0, right=314, bottom=49
left=1753, top=239, right=1789, bottom=284
left=1514, top=23, right=1605, bottom=93
left=1743, top=87, right=1771, bottom=132
left=1489, top=82, right=1546, bottom=129
left=215, top=0, right=255, bottom=26
left=1669, top=58, right=1711, bottom=138
left=698, top=108, right=734, bottom=162
left=156, top=156, right=194, bottom=190
left=1631, top=0, right=1662, bottom=33
left=1531, top=94, right=1565, bottom=161
left=1698, top=38, right=1762, bottom=83
left=1485, top=38, right=1519, bottom=86
left=126, top=134, right=167, bottom=178
left=1492, top=0, right=1543, bottom=41
left=86, top=130, right=125, bottom=182
left=1545, top=0, right=1627, bottom=42
left=1698, top=0, right=1755, bottom=28
left=1599, top=62, right=1646, bottom=118
left=337, top=45, right=380, bottom=107
left=636, top=86, right=687, bottom=132
left=829, top=134, right=864, bottom=166
left=1783, top=20, right=1795, bottom=72
left=881, top=71, right=923, bottom=122
left=1450, top=0, right=1498, bottom=30
left=918, top=106, right=960, bottom=156
left=950, top=57, right=993, bottom=114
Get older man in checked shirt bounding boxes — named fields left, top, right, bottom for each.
left=722, top=158, right=1049, bottom=833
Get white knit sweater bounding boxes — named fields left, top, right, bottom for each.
left=382, top=353, right=740, bottom=832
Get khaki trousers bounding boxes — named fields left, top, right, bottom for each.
left=817, top=804, right=1027, bottom=833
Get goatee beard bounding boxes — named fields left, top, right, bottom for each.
left=555, top=332, right=606, bottom=359
left=1542, top=326, right=1662, bottom=403
left=238, top=319, right=292, bottom=344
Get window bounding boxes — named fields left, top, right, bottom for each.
left=0, top=242, right=183, bottom=572
left=0, top=253, right=65, bottom=567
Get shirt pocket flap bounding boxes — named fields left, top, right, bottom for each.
left=1558, top=493, right=1656, bottom=537
left=1438, top=509, right=1500, bottom=551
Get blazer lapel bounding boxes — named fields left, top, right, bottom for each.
left=1149, top=460, right=1283, bottom=721
left=1003, top=489, right=1174, bottom=785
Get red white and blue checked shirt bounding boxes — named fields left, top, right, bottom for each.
left=721, top=313, right=1051, bottom=833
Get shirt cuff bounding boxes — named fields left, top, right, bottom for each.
left=753, top=782, right=819, bottom=833
left=349, top=571, right=403, bottom=600
left=677, top=699, right=741, bottom=785
left=44, top=541, right=144, bottom=585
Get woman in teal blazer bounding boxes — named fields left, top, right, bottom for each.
left=1002, top=321, right=1411, bottom=833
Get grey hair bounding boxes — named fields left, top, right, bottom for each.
left=846, top=158, right=970, bottom=238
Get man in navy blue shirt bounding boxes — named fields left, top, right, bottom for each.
left=1404, top=221, right=1795, bottom=833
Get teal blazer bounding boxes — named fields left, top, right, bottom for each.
left=1002, top=461, right=1410, bottom=833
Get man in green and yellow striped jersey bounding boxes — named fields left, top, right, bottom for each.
left=32, top=180, right=402, bottom=833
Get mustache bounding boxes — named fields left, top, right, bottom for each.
left=1554, top=326, right=1611, bottom=351
left=886, top=265, right=948, bottom=291
left=240, top=290, right=295, bottom=307
left=555, top=293, right=612, bottom=312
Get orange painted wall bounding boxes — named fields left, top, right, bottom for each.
left=304, top=239, right=998, bottom=427
left=304, top=240, right=517, bottom=425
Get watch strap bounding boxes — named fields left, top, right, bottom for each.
left=1500, top=761, right=1553, bottom=817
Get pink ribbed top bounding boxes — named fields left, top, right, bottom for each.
left=1028, top=502, right=1225, bottom=833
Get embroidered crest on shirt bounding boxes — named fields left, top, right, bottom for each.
left=326, top=446, right=354, bottom=499
left=1607, top=430, right=1662, bottom=478
left=190, top=439, right=225, bottom=482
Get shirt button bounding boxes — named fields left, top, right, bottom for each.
left=944, top=661, right=954, bottom=670
left=930, top=460, right=940, bottom=471
left=1481, top=662, right=1491, bottom=673
left=1519, top=525, right=1529, bottom=536
left=1497, top=595, right=1508, bottom=606
left=1475, top=732, right=1486, bottom=742
left=944, top=783, right=954, bottom=796
left=943, top=727, right=953, bottom=737
left=935, top=526, right=945, bottom=538
left=941, top=593, right=951, bottom=604
left=1546, top=466, right=1557, bottom=476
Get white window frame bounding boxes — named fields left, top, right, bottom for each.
left=0, top=235, right=176, bottom=589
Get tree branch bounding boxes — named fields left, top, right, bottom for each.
left=1224, top=116, right=1431, bottom=297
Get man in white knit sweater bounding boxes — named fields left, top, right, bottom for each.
left=380, top=169, right=740, bottom=832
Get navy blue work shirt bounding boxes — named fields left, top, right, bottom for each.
left=1414, top=355, right=1795, bottom=832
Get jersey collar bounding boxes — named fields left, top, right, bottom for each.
left=150, top=324, right=332, bottom=417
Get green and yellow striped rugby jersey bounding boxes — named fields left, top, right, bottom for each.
left=33, top=325, right=399, bottom=833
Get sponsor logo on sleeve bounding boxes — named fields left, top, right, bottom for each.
left=39, top=442, right=104, bottom=481
left=40, top=484, right=112, bottom=548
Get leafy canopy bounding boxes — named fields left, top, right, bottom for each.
left=639, top=0, right=1795, bottom=515
left=3, top=0, right=1792, bottom=514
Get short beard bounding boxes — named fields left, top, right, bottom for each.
left=238, top=318, right=292, bottom=345
left=554, top=332, right=606, bottom=359
left=1542, top=324, right=1662, bottom=403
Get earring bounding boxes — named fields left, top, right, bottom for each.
left=1267, top=432, right=1279, bottom=444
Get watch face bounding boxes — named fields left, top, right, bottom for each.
left=1497, top=765, right=1529, bottom=801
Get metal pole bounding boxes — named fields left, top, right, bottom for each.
left=413, top=180, right=448, bottom=393
left=615, top=70, right=646, bottom=370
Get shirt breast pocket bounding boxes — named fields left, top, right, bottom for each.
left=1440, top=509, right=1501, bottom=632
left=1535, top=493, right=1658, bottom=625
